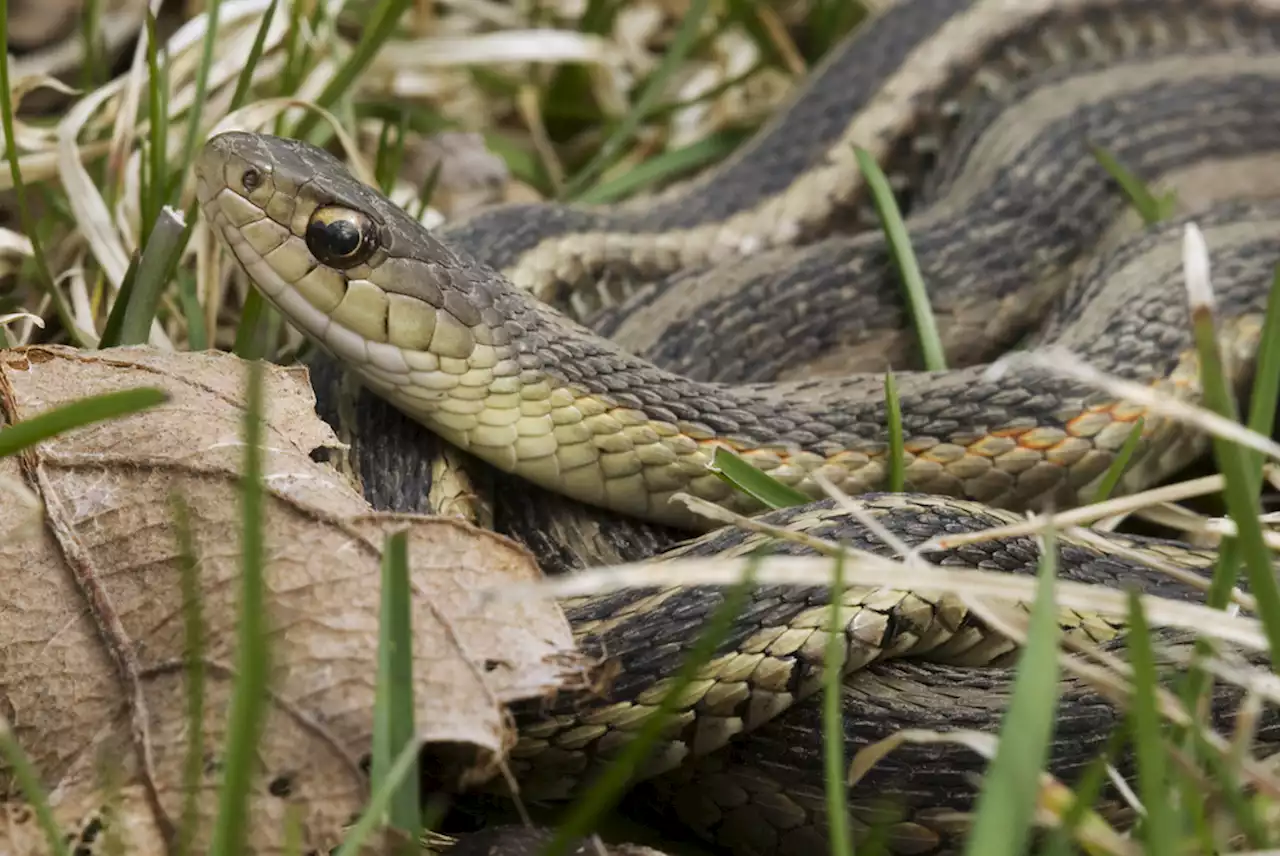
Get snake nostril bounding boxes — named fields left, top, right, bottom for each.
left=241, top=167, right=262, bottom=192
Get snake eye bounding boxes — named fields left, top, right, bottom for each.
left=241, top=167, right=262, bottom=192
left=306, top=205, right=379, bottom=269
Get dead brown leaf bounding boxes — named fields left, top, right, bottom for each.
left=0, top=345, right=584, bottom=854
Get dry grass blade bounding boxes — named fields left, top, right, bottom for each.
left=498, top=552, right=1270, bottom=654
left=917, top=473, right=1242, bottom=550
left=848, top=729, right=1137, bottom=856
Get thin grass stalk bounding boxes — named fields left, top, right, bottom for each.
left=1090, top=418, right=1144, bottom=503
left=278, top=0, right=304, bottom=92
left=208, top=359, right=271, bottom=856
left=171, top=491, right=207, bottom=856
left=0, top=717, right=72, bottom=856
left=143, top=10, right=169, bottom=247
left=283, top=804, right=305, bottom=855
left=643, top=63, right=767, bottom=123
left=559, top=0, right=711, bottom=199
left=0, top=388, right=169, bottom=456
left=1188, top=722, right=1268, bottom=848
left=1040, top=728, right=1127, bottom=856
left=1177, top=267, right=1280, bottom=823
left=963, top=527, right=1062, bottom=856
left=1183, top=226, right=1280, bottom=667
left=1125, top=593, right=1177, bottom=854
left=884, top=370, right=905, bottom=493
left=1090, top=145, right=1176, bottom=225
left=410, top=159, right=443, bottom=221
left=177, top=271, right=208, bottom=350
left=0, top=0, right=81, bottom=344
left=116, top=207, right=188, bottom=345
left=540, top=557, right=761, bottom=856
left=333, top=736, right=423, bottom=856
left=822, top=550, right=854, bottom=856
left=575, top=130, right=747, bottom=205
left=233, top=290, right=270, bottom=360
left=99, top=250, right=143, bottom=347
left=709, top=446, right=810, bottom=509
left=228, top=0, right=280, bottom=113
left=852, top=147, right=946, bottom=371
left=177, top=0, right=225, bottom=183
left=80, top=0, right=105, bottom=86
left=372, top=528, right=420, bottom=849
left=374, top=112, right=409, bottom=196
left=290, top=0, right=417, bottom=141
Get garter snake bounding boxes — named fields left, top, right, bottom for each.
left=195, top=1, right=1280, bottom=853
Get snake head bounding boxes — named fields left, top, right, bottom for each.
left=195, top=131, right=527, bottom=421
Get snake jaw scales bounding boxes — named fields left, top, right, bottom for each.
left=195, top=1, right=1280, bottom=854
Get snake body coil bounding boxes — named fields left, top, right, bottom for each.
left=197, top=1, right=1280, bottom=853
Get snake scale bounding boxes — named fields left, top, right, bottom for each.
left=193, top=1, right=1280, bottom=853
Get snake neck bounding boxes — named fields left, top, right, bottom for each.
left=350, top=199, right=1276, bottom=532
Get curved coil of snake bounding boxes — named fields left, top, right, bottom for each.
left=196, top=1, right=1280, bottom=854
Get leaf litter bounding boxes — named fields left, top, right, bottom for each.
left=0, top=345, right=586, bottom=854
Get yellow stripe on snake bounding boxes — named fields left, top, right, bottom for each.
left=197, top=1, right=1280, bottom=854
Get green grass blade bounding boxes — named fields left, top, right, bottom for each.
left=560, top=0, right=711, bottom=200
left=290, top=0, right=416, bottom=142
left=540, top=558, right=760, bottom=856
left=410, top=159, right=443, bottom=222
left=1124, top=593, right=1177, bottom=854
left=0, top=387, right=169, bottom=457
left=852, top=146, right=946, bottom=371
left=708, top=446, right=811, bottom=509
left=1242, top=268, right=1280, bottom=467
left=233, top=289, right=270, bottom=360
left=0, top=0, right=82, bottom=345
left=116, top=207, right=188, bottom=345
left=809, top=0, right=867, bottom=55
left=0, top=718, right=72, bottom=856
left=1189, top=722, right=1267, bottom=847
left=721, top=0, right=796, bottom=73
left=99, top=250, right=143, bottom=348
left=1040, top=727, right=1126, bottom=856
left=575, top=129, right=750, bottom=205
left=1090, top=145, right=1176, bottom=225
left=643, top=64, right=765, bottom=124
left=963, top=526, right=1062, bottom=856
left=177, top=271, right=209, bottom=351
left=80, top=0, right=105, bottom=85
left=884, top=370, right=905, bottom=493
left=170, top=491, right=207, bottom=856
left=208, top=359, right=271, bottom=856
left=374, top=111, right=409, bottom=196
left=1089, top=417, right=1144, bottom=503
left=143, top=9, right=169, bottom=245
left=277, top=0, right=322, bottom=107
left=1179, top=265, right=1280, bottom=779
left=227, top=0, right=279, bottom=113
left=332, top=737, right=423, bottom=856
left=823, top=550, right=854, bottom=856
left=1185, top=235, right=1280, bottom=665
left=282, top=804, right=304, bottom=856
left=372, top=528, right=420, bottom=849
left=177, top=0, right=224, bottom=183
